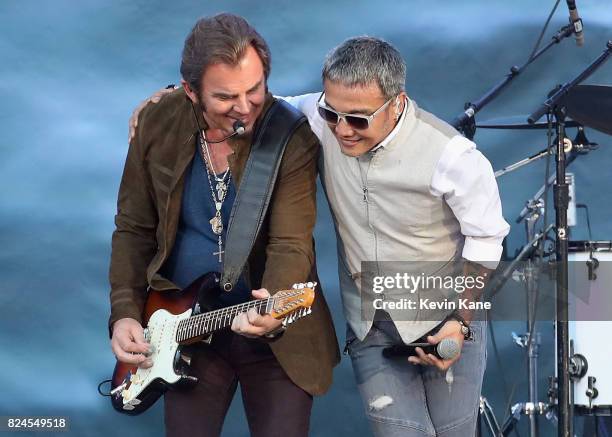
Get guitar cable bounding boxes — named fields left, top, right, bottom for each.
left=97, top=379, right=113, bottom=397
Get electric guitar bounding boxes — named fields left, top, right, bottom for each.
left=110, top=272, right=315, bottom=415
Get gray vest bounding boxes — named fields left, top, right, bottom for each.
left=319, top=99, right=464, bottom=343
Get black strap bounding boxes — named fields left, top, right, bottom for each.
left=221, top=99, right=307, bottom=291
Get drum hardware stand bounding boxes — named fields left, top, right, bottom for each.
left=513, top=126, right=598, bottom=224
left=527, top=40, right=612, bottom=437
left=504, top=201, right=548, bottom=437
left=478, top=396, right=502, bottom=436
left=479, top=221, right=554, bottom=437
left=499, top=402, right=550, bottom=437
left=486, top=224, right=555, bottom=302
left=496, top=338, right=591, bottom=437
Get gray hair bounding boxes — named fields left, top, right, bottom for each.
left=322, top=36, right=406, bottom=99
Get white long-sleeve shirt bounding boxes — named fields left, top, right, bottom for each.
left=283, top=92, right=510, bottom=268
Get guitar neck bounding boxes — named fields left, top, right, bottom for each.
left=175, top=297, right=273, bottom=343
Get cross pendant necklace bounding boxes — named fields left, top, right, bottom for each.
left=213, top=236, right=224, bottom=262
left=200, top=132, right=231, bottom=263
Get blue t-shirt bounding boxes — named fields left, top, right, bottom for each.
left=161, top=146, right=251, bottom=307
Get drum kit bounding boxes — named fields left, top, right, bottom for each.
left=446, top=9, right=612, bottom=436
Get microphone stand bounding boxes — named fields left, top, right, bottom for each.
left=526, top=40, right=612, bottom=437
left=494, top=147, right=553, bottom=178
left=451, top=23, right=577, bottom=139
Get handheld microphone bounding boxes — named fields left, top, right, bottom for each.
left=382, top=338, right=461, bottom=361
left=566, top=0, right=584, bottom=47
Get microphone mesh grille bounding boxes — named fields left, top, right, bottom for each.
left=438, top=338, right=460, bottom=360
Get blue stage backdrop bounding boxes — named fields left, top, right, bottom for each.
left=1, top=1, right=611, bottom=436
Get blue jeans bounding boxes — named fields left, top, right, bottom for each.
left=345, top=319, right=486, bottom=436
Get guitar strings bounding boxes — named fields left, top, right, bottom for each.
left=175, top=290, right=302, bottom=342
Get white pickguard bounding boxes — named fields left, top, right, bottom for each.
left=121, top=308, right=192, bottom=408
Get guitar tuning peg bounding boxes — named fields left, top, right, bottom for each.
left=292, top=283, right=299, bottom=289
left=306, top=282, right=314, bottom=288
left=307, top=307, right=312, bottom=315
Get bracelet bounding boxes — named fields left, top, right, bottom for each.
left=447, top=313, right=473, bottom=340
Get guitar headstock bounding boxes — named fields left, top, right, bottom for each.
left=269, top=282, right=316, bottom=325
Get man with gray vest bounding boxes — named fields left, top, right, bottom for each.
left=283, top=37, right=510, bottom=436
left=131, top=35, right=510, bottom=436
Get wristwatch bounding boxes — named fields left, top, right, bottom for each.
left=448, top=313, right=473, bottom=340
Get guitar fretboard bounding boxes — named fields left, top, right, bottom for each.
left=175, top=291, right=301, bottom=343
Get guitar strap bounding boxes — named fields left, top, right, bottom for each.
left=220, top=99, right=307, bottom=292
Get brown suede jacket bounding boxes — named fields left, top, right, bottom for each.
left=109, top=89, right=339, bottom=395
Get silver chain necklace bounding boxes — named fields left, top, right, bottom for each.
left=199, top=132, right=231, bottom=263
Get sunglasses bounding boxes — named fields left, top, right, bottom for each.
left=317, top=93, right=394, bottom=130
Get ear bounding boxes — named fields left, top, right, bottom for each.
left=181, top=79, right=199, bottom=105
left=395, top=91, right=407, bottom=118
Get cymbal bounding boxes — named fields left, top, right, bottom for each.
left=564, top=85, right=612, bottom=136
left=477, top=115, right=581, bottom=130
